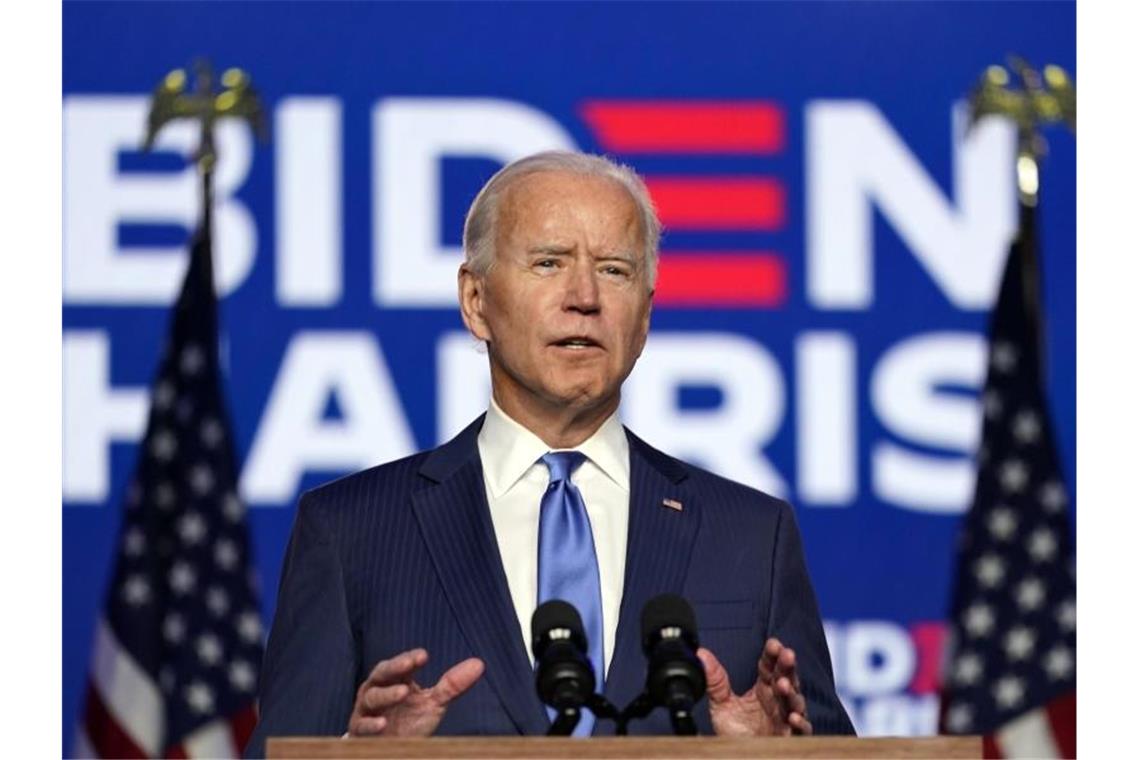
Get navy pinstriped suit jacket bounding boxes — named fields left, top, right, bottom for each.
left=246, top=416, right=853, bottom=756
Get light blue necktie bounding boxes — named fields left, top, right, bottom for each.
left=537, top=451, right=604, bottom=737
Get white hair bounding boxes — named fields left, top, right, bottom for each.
left=461, top=151, right=660, bottom=289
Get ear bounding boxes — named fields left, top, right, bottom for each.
left=458, top=264, right=492, bottom=342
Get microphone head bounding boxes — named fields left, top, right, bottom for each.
left=530, top=600, right=596, bottom=712
left=640, top=594, right=706, bottom=711
left=532, top=599, right=588, bottom=659
left=640, top=593, right=699, bottom=653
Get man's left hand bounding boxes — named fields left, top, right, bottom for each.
left=697, top=638, right=813, bottom=737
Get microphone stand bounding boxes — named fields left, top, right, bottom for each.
left=614, top=692, right=654, bottom=736
left=547, top=691, right=700, bottom=736
left=612, top=691, right=699, bottom=736
left=665, top=703, right=698, bottom=736
left=546, top=693, right=622, bottom=736
left=547, top=707, right=581, bottom=736
left=588, top=694, right=622, bottom=725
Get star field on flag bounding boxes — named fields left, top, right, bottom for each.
left=77, top=230, right=262, bottom=758
left=941, top=237, right=1076, bottom=758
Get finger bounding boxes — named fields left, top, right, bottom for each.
left=785, top=687, right=807, bottom=718
left=776, top=646, right=800, bottom=690
left=774, top=677, right=808, bottom=728
left=348, top=715, right=388, bottom=736
left=789, top=712, right=813, bottom=736
left=697, top=648, right=734, bottom=704
left=757, top=638, right=783, bottom=683
left=365, top=648, right=429, bottom=687
left=358, top=683, right=411, bottom=714
left=429, top=658, right=485, bottom=707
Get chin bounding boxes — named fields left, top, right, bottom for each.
left=553, top=384, right=618, bottom=411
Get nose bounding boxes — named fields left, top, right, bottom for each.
left=563, top=259, right=600, bottom=314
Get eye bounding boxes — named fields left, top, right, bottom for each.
left=601, top=264, right=632, bottom=278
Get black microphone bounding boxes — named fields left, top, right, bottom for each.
left=640, top=593, right=706, bottom=735
left=531, top=600, right=597, bottom=735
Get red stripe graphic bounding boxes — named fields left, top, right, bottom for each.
left=581, top=101, right=784, bottom=154
left=83, top=682, right=148, bottom=759
left=645, top=177, right=785, bottom=230
left=654, top=253, right=786, bottom=307
left=1045, top=692, right=1076, bottom=759
left=230, top=704, right=260, bottom=755
left=907, top=622, right=947, bottom=695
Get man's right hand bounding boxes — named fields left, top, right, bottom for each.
left=347, top=649, right=485, bottom=737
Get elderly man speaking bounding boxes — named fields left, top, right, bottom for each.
left=246, top=152, right=853, bottom=755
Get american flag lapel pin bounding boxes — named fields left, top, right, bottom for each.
left=662, top=498, right=683, bottom=512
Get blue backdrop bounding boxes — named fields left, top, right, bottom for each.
left=62, top=1, right=1075, bottom=748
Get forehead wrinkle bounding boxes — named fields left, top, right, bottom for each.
left=496, top=170, right=647, bottom=266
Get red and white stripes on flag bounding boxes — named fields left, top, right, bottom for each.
left=984, top=693, right=1076, bottom=759
left=75, top=620, right=257, bottom=758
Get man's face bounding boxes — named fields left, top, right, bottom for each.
left=460, top=170, right=653, bottom=423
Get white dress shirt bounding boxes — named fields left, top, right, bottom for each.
left=477, top=398, right=629, bottom=677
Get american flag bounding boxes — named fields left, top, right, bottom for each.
left=941, top=214, right=1076, bottom=758
left=75, top=228, right=263, bottom=758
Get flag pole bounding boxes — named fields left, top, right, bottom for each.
left=143, top=60, right=266, bottom=302
left=968, top=57, right=1076, bottom=372
left=76, top=62, right=268, bottom=759
left=940, top=58, right=1077, bottom=756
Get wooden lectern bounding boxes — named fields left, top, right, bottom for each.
left=268, top=735, right=981, bottom=758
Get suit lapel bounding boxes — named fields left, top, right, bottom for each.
left=410, top=418, right=548, bottom=736
left=599, top=430, right=701, bottom=729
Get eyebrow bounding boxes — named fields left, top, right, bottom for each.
left=596, top=253, right=638, bottom=265
left=527, top=246, right=639, bottom=265
left=527, top=245, right=574, bottom=255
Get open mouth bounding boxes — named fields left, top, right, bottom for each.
left=552, top=337, right=602, bottom=350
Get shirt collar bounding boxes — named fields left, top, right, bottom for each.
left=478, top=397, right=630, bottom=498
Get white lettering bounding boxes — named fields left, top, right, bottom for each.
left=276, top=98, right=343, bottom=306
left=622, top=333, right=787, bottom=496
left=436, top=331, right=492, bottom=443
left=796, top=332, right=857, bottom=506
left=858, top=694, right=939, bottom=737
left=63, top=331, right=148, bottom=502
left=844, top=621, right=915, bottom=697
left=871, top=332, right=985, bottom=512
left=373, top=98, right=576, bottom=307
left=63, top=96, right=256, bottom=304
left=823, top=620, right=844, bottom=687
left=241, top=332, right=416, bottom=503
left=806, top=100, right=1015, bottom=309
